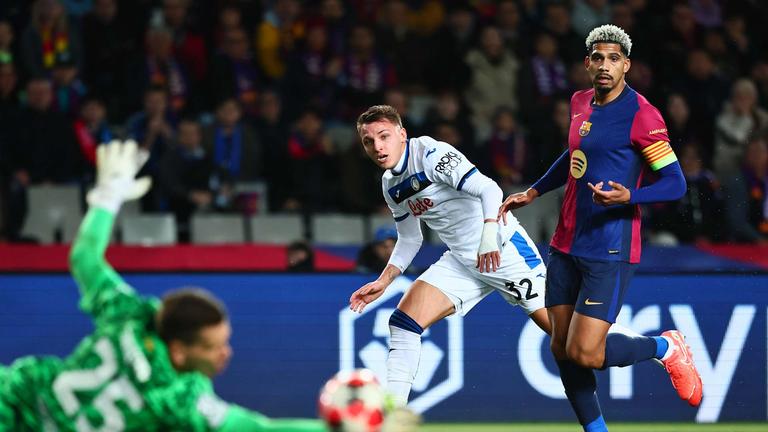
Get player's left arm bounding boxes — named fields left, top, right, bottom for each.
left=423, top=139, right=502, bottom=272
left=589, top=105, right=686, bottom=206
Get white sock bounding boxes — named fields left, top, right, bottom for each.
left=387, top=325, right=422, bottom=407
left=608, top=322, right=641, bottom=337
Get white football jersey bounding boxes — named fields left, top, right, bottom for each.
left=382, top=136, right=522, bottom=263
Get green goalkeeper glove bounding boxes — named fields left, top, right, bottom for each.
left=86, top=139, right=152, bottom=214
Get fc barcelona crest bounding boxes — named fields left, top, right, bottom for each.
left=578, top=121, right=592, bottom=137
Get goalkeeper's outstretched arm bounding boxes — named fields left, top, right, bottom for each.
left=69, top=140, right=153, bottom=319
left=218, top=407, right=327, bottom=432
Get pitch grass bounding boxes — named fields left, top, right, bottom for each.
left=420, top=423, right=767, bottom=432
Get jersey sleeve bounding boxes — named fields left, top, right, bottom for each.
left=630, top=103, right=678, bottom=171
left=421, top=139, right=477, bottom=191
left=146, top=374, right=327, bottom=432
left=69, top=208, right=156, bottom=327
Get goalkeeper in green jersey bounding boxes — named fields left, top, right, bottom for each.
left=0, top=140, right=328, bottom=432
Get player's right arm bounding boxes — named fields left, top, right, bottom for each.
left=498, top=149, right=569, bottom=223
left=350, top=211, right=422, bottom=313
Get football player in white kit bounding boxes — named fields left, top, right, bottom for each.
left=349, top=105, right=552, bottom=406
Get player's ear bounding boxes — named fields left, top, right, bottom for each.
left=399, top=125, right=407, bottom=141
left=167, top=340, right=187, bottom=368
left=624, top=57, right=631, bottom=74
left=584, top=55, right=590, bottom=69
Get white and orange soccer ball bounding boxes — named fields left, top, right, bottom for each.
left=318, top=369, right=387, bottom=432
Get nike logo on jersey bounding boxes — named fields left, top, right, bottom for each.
left=608, top=250, right=620, bottom=254
left=573, top=113, right=583, bottom=119
left=584, top=298, right=603, bottom=305
left=426, top=148, right=437, bottom=157
left=536, top=273, right=545, bottom=279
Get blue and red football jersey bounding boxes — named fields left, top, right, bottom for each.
left=551, top=85, right=677, bottom=263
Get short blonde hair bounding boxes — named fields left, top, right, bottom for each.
left=586, top=24, right=632, bottom=57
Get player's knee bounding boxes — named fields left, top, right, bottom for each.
left=550, top=338, right=568, bottom=361
left=389, top=309, right=424, bottom=336
left=566, top=342, right=603, bottom=369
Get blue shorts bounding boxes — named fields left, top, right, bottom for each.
left=545, top=249, right=636, bottom=323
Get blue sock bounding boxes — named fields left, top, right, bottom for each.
left=653, top=336, right=669, bottom=359
left=584, top=415, right=608, bottom=432
left=557, top=360, right=603, bottom=427
left=600, top=333, right=657, bottom=369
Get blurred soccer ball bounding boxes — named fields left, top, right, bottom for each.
left=318, top=369, right=387, bottom=432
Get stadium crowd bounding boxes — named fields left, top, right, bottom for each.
left=0, top=0, right=767, bottom=245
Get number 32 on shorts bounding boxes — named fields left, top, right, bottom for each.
left=504, top=278, right=539, bottom=302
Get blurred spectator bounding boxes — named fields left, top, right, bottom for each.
left=714, top=78, right=768, bottom=178
left=20, top=0, right=83, bottom=78
left=609, top=2, right=650, bottom=61
left=383, top=87, right=418, bottom=134
left=254, top=0, right=304, bottom=80
left=702, top=29, right=740, bottom=81
left=287, top=240, right=314, bottom=272
left=0, top=61, right=19, bottom=113
left=433, top=122, right=463, bottom=149
left=283, top=22, right=341, bottom=121
left=376, top=0, right=429, bottom=92
left=426, top=4, right=475, bottom=92
left=752, top=60, right=768, bottom=108
left=486, top=106, right=528, bottom=187
left=567, top=60, right=591, bottom=93
left=422, top=90, right=476, bottom=151
left=495, top=0, right=525, bottom=57
left=530, top=97, right=570, bottom=176
left=464, top=25, right=519, bottom=141
left=356, top=225, right=396, bottom=274
left=337, top=24, right=396, bottom=120
left=320, top=0, right=350, bottom=56
left=665, top=93, right=705, bottom=156
left=690, top=0, right=722, bottom=29
left=12, top=77, right=82, bottom=184
left=254, top=89, right=291, bottom=211
left=125, top=86, right=176, bottom=159
left=125, top=86, right=176, bottom=210
left=125, top=24, right=191, bottom=115
left=625, top=60, right=659, bottom=105
left=723, top=133, right=768, bottom=244
left=338, top=138, right=384, bottom=214
left=159, top=118, right=214, bottom=242
left=50, top=52, right=86, bottom=118
left=5, top=77, right=83, bottom=240
left=723, top=14, right=755, bottom=76
left=212, top=4, right=246, bottom=53
left=203, top=98, right=263, bottom=188
left=160, top=0, right=208, bottom=81
left=649, top=144, right=723, bottom=243
left=285, top=108, right=335, bottom=211
left=657, top=3, right=701, bottom=82
left=209, top=27, right=261, bottom=119
left=571, top=0, right=612, bottom=38
left=81, top=0, right=138, bottom=120
left=518, top=32, right=568, bottom=132
left=539, top=2, right=582, bottom=64
left=674, top=49, right=729, bottom=158
left=0, top=20, right=18, bottom=66
left=73, top=95, right=113, bottom=170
